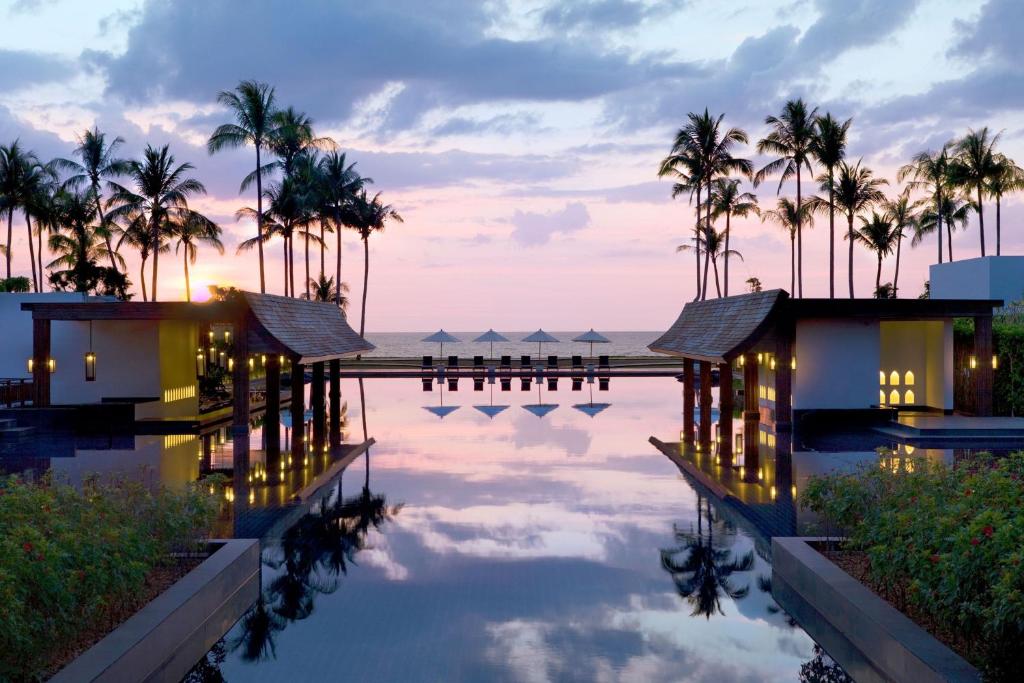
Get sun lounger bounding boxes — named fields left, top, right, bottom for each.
left=422, top=355, right=433, bottom=372
left=500, top=355, right=512, bottom=373
left=500, top=377, right=511, bottom=391
left=599, top=377, right=610, bottom=391
left=448, top=377, right=459, bottom=391
left=473, top=355, right=485, bottom=372
left=521, top=355, right=532, bottom=371
left=547, top=355, right=558, bottom=370
left=547, top=377, right=558, bottom=391
left=448, top=355, right=459, bottom=372
left=571, top=377, right=583, bottom=391
left=473, top=377, right=484, bottom=391
left=520, top=377, right=531, bottom=391
left=571, top=355, right=583, bottom=370
left=422, top=378, right=433, bottom=391
left=598, top=355, right=610, bottom=370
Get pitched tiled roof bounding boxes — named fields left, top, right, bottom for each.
left=244, top=292, right=374, bottom=363
left=649, top=290, right=786, bottom=362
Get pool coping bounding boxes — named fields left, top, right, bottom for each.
left=771, top=536, right=981, bottom=683
left=51, top=537, right=260, bottom=683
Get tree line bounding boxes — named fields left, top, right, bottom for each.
left=659, top=100, right=1023, bottom=300
left=0, top=80, right=401, bottom=337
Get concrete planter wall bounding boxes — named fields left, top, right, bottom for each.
left=772, top=537, right=980, bottom=683
left=51, top=538, right=259, bottom=683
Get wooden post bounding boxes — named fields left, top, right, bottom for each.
left=329, top=358, right=341, bottom=447
left=719, top=361, right=733, bottom=460
left=265, top=354, right=281, bottom=455
left=698, top=361, right=712, bottom=446
left=231, top=316, right=251, bottom=471
left=290, top=360, right=305, bottom=459
left=974, top=314, right=993, bottom=416
left=743, top=352, right=759, bottom=482
left=312, top=361, right=325, bottom=447
left=682, top=359, right=694, bottom=444
left=774, top=319, right=794, bottom=432
left=31, top=318, right=51, bottom=407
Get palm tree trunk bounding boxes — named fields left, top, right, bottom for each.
left=255, top=143, right=266, bottom=294
left=936, top=193, right=943, bottom=264
left=319, top=220, right=326, bottom=279
left=893, top=231, right=902, bottom=297
left=875, top=255, right=882, bottom=296
left=25, top=212, right=37, bottom=292
left=93, top=187, right=119, bottom=273
left=140, top=256, right=148, bottom=302
left=183, top=247, right=191, bottom=302
left=304, top=230, right=310, bottom=299
left=37, top=226, right=44, bottom=292
left=796, top=165, right=803, bottom=298
left=790, top=232, right=795, bottom=295
left=847, top=213, right=855, bottom=298
left=5, top=208, right=13, bottom=279
left=359, top=235, right=369, bottom=338
left=976, top=185, right=986, bottom=257
left=288, top=234, right=296, bottom=298
left=996, top=195, right=1001, bottom=256
left=335, top=216, right=342, bottom=308
left=150, top=216, right=159, bottom=302
left=282, top=238, right=289, bottom=295
left=701, top=229, right=711, bottom=301
left=712, top=255, right=721, bottom=297
left=694, top=188, right=702, bottom=301
left=723, top=211, right=731, bottom=297
left=828, top=170, right=835, bottom=298
left=947, top=220, right=953, bottom=262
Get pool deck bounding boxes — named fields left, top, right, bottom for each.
left=874, top=414, right=1024, bottom=444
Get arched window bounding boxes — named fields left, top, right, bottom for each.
left=879, top=370, right=886, bottom=385
left=879, top=389, right=886, bottom=405
left=904, top=370, right=915, bottom=386
left=889, top=370, right=900, bottom=386
left=904, top=389, right=915, bottom=404
left=889, top=389, right=900, bottom=404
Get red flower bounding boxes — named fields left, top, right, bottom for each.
left=970, top=537, right=980, bottom=546
left=983, top=525, right=994, bottom=538
left=22, top=542, right=32, bottom=553
left=929, top=554, right=941, bottom=564
left=36, top=552, right=44, bottom=561
left=964, top=488, right=973, bottom=497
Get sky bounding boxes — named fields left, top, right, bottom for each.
left=1, top=0, right=1023, bottom=331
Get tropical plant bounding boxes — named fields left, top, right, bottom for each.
left=347, top=191, right=402, bottom=338
left=108, top=144, right=207, bottom=301
left=659, top=150, right=707, bottom=299
left=678, top=227, right=742, bottom=299
left=53, top=127, right=130, bottom=273
left=754, top=99, right=818, bottom=297
left=303, top=274, right=349, bottom=311
left=853, top=211, right=898, bottom=295
left=746, top=276, right=762, bottom=293
left=0, top=141, right=36, bottom=280
left=761, top=197, right=812, bottom=295
left=883, top=188, right=919, bottom=297
left=114, top=209, right=169, bottom=302
left=913, top=194, right=973, bottom=263
left=817, top=160, right=887, bottom=298
left=45, top=188, right=126, bottom=295
left=208, top=80, right=281, bottom=294
left=898, top=144, right=953, bottom=265
left=171, top=212, right=223, bottom=302
left=709, top=177, right=758, bottom=297
left=237, top=178, right=308, bottom=297
left=810, top=113, right=851, bottom=298
left=317, top=151, right=370, bottom=307
left=950, top=127, right=1000, bottom=257
left=986, top=153, right=1024, bottom=255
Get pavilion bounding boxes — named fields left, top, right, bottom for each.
left=649, top=289, right=1001, bottom=456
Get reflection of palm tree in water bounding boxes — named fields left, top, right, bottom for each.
left=799, top=644, right=853, bottom=683
left=660, top=494, right=755, bottom=618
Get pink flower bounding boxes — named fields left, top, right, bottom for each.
left=929, top=554, right=941, bottom=564
left=22, top=542, right=32, bottom=553
left=970, top=537, right=980, bottom=546
left=983, top=525, right=994, bottom=538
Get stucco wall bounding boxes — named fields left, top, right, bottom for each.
left=0, top=292, right=97, bottom=379
left=930, top=255, right=1024, bottom=305
left=880, top=320, right=950, bottom=410
left=793, top=319, right=880, bottom=410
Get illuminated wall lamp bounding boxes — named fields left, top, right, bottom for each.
left=969, top=355, right=977, bottom=369
left=27, top=358, right=56, bottom=373
left=196, top=350, right=207, bottom=377
left=992, top=355, right=999, bottom=370
left=84, top=352, right=96, bottom=382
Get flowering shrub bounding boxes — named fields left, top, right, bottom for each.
left=802, top=453, right=1024, bottom=681
left=0, top=474, right=219, bottom=680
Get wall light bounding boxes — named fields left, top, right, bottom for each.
left=757, top=353, right=763, bottom=364
left=738, top=355, right=745, bottom=367
left=196, top=350, right=206, bottom=377
left=790, top=357, right=796, bottom=371
left=84, top=352, right=96, bottom=382
left=969, top=355, right=977, bottom=369
left=992, top=355, right=999, bottom=370
left=228, top=358, right=235, bottom=372
left=889, top=389, right=900, bottom=405
left=224, top=330, right=231, bottom=343
left=904, top=370, right=915, bottom=386
left=879, top=370, right=886, bottom=385
left=769, top=357, right=776, bottom=370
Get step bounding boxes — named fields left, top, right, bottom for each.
left=0, top=418, right=15, bottom=429
left=0, top=426, right=34, bottom=440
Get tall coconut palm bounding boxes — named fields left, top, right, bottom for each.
left=45, top=189, right=121, bottom=290
left=809, top=113, right=851, bottom=298
left=0, top=141, right=36, bottom=280
left=761, top=197, right=812, bottom=295
left=986, top=153, right=1023, bottom=255
left=115, top=211, right=168, bottom=302
left=172, top=211, right=223, bottom=302
left=53, top=127, right=130, bottom=273
left=754, top=99, right=818, bottom=297
left=898, top=144, right=953, bottom=265
left=302, top=274, right=349, bottom=311
left=824, top=160, right=887, bottom=298
left=208, top=80, right=280, bottom=294
left=317, top=151, right=370, bottom=307
left=108, top=144, right=206, bottom=301
left=950, top=127, right=1000, bottom=257
left=682, top=227, right=743, bottom=298
left=913, top=194, right=973, bottom=263
left=19, top=155, right=56, bottom=292
left=236, top=178, right=306, bottom=297
left=854, top=212, right=898, bottom=296
left=709, top=178, right=758, bottom=296
left=265, top=108, right=334, bottom=182
left=883, top=188, right=918, bottom=298
left=659, top=151, right=706, bottom=299
left=348, top=191, right=402, bottom=338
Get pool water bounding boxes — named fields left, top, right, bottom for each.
left=191, top=376, right=845, bottom=682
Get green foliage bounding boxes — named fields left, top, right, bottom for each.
left=954, top=317, right=1024, bottom=416
left=48, top=261, right=132, bottom=299
left=0, top=474, right=219, bottom=680
left=0, top=276, right=30, bottom=293
left=802, top=454, right=1024, bottom=680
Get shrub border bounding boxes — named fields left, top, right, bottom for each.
left=51, top=537, right=259, bottom=683
left=772, top=536, right=980, bottom=683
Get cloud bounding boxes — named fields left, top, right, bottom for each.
left=430, top=112, right=544, bottom=137
left=792, top=0, right=923, bottom=64
left=7, top=0, right=57, bottom=14
left=509, top=201, right=591, bottom=246
left=539, top=0, right=687, bottom=31
left=949, top=0, right=1023, bottom=65
left=0, top=49, right=73, bottom=92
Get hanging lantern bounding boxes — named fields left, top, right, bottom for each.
left=228, top=357, right=235, bottom=372
left=224, top=330, right=231, bottom=343
left=84, top=352, right=97, bottom=382
left=248, top=357, right=255, bottom=371
left=196, top=349, right=206, bottom=377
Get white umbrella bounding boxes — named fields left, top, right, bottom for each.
left=572, top=329, right=610, bottom=358
left=422, top=329, right=461, bottom=358
left=522, top=329, right=560, bottom=358
left=473, top=329, right=509, bottom=359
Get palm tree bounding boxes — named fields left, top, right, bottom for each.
left=45, top=189, right=121, bottom=291
left=754, top=99, right=818, bottom=297
left=986, top=153, right=1023, bottom=255
left=883, top=188, right=918, bottom=298
left=108, top=144, right=206, bottom=301
left=303, top=274, right=349, bottom=310
left=53, top=127, right=130, bottom=273
left=659, top=151, right=706, bottom=299
left=914, top=194, right=973, bottom=263
left=172, top=212, right=223, bottom=302
left=854, top=212, right=898, bottom=296
left=115, top=211, right=167, bottom=302
left=266, top=107, right=333, bottom=181
left=950, top=127, right=1000, bottom=257
left=762, top=197, right=812, bottom=295
left=821, top=160, right=887, bottom=298
left=20, top=155, right=56, bottom=292
left=809, top=113, right=851, bottom=298
left=208, top=80, right=280, bottom=294
left=898, top=144, right=953, bottom=265
left=709, top=178, right=758, bottom=296
left=348, top=191, right=402, bottom=338
left=236, top=178, right=306, bottom=297
left=0, top=141, right=36, bottom=280
left=317, top=152, right=370, bottom=308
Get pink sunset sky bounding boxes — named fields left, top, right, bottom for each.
left=2, top=0, right=1022, bottom=331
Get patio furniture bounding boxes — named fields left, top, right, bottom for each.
left=500, top=378, right=511, bottom=391
left=520, top=377, right=532, bottom=391
left=422, top=378, right=433, bottom=391
left=473, top=377, right=484, bottom=391
left=571, top=377, right=583, bottom=391
left=422, top=355, right=433, bottom=372
left=598, top=355, right=610, bottom=371
left=571, top=355, right=583, bottom=370
left=547, top=377, right=558, bottom=391
left=448, top=355, right=460, bottom=372
left=599, top=377, right=610, bottom=391
left=473, top=355, right=485, bottom=372
left=448, top=377, right=459, bottom=391
left=521, top=355, right=532, bottom=371
left=547, top=355, right=558, bottom=370
left=499, top=355, right=512, bottom=373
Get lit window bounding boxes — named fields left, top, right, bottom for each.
left=904, top=389, right=915, bottom=404
left=879, top=389, right=886, bottom=405
left=889, top=389, right=900, bottom=404
left=889, top=371, right=900, bottom=386
left=904, top=370, right=915, bottom=386
left=879, top=370, right=886, bottom=385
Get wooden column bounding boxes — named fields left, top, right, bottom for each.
left=719, top=361, right=733, bottom=460
left=329, top=358, right=341, bottom=447
left=312, top=361, right=326, bottom=447
left=265, top=354, right=281, bottom=455
left=682, top=359, right=694, bottom=444
left=698, top=361, right=712, bottom=446
left=31, top=318, right=51, bottom=407
left=974, top=314, right=993, bottom=416
left=290, top=360, right=305, bottom=459
left=743, top=353, right=760, bottom=482
left=231, top=316, right=251, bottom=470
left=774, top=320, right=794, bottom=432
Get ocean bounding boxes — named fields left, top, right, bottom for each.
left=363, top=331, right=663, bottom=358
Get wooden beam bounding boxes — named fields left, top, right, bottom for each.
left=682, top=359, right=694, bottom=444
left=699, top=361, right=712, bottom=446
left=231, top=314, right=251, bottom=470
left=719, top=361, right=733, bottom=459
left=329, top=359, right=341, bottom=447
left=265, top=354, right=281, bottom=455
left=974, top=314, right=993, bottom=416
left=290, top=360, right=305, bottom=460
left=32, top=318, right=50, bottom=407
left=774, top=319, right=794, bottom=432
left=312, top=361, right=325, bottom=448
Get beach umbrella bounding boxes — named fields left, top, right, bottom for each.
left=423, top=380, right=460, bottom=419
left=573, top=383, right=611, bottom=418
left=522, top=329, right=560, bottom=357
left=572, top=329, right=610, bottom=358
left=473, top=329, right=509, bottom=359
left=474, top=381, right=509, bottom=419
left=422, top=329, right=461, bottom=358
left=522, top=381, right=558, bottom=418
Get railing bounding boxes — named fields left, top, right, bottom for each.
left=0, top=379, right=32, bottom=407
